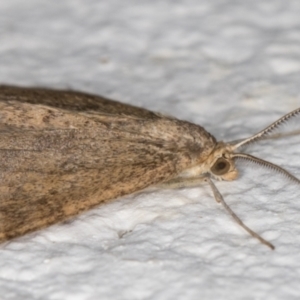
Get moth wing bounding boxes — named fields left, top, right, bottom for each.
left=0, top=86, right=216, bottom=242
left=0, top=85, right=159, bottom=118
left=0, top=100, right=190, bottom=242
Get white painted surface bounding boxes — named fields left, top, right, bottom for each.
left=1, top=1, right=300, bottom=299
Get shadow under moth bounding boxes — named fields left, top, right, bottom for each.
left=0, top=85, right=299, bottom=249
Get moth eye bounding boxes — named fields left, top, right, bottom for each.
left=211, top=157, right=231, bottom=176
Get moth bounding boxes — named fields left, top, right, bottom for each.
left=0, top=85, right=299, bottom=249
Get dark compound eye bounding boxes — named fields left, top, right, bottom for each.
left=211, top=157, right=231, bottom=176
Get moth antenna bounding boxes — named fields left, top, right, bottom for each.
left=232, top=107, right=300, bottom=150
left=205, top=177, right=275, bottom=250
left=232, top=153, right=300, bottom=185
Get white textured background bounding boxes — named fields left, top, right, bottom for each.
left=1, top=1, right=300, bottom=299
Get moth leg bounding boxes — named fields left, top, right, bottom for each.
left=205, top=177, right=275, bottom=250
left=159, top=176, right=275, bottom=250
left=159, top=176, right=222, bottom=203
left=158, top=176, right=207, bottom=189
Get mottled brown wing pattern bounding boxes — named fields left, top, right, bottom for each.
left=0, top=86, right=216, bottom=242
left=0, top=85, right=159, bottom=118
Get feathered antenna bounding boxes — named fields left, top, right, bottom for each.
left=232, top=153, right=300, bottom=185
left=228, top=107, right=300, bottom=186
left=232, top=107, right=300, bottom=150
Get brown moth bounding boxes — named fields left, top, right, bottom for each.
left=0, top=85, right=299, bottom=249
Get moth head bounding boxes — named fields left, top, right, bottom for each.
left=210, top=107, right=300, bottom=185
left=201, top=107, right=300, bottom=250
left=207, top=142, right=238, bottom=181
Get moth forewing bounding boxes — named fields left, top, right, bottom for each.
left=0, top=85, right=216, bottom=242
